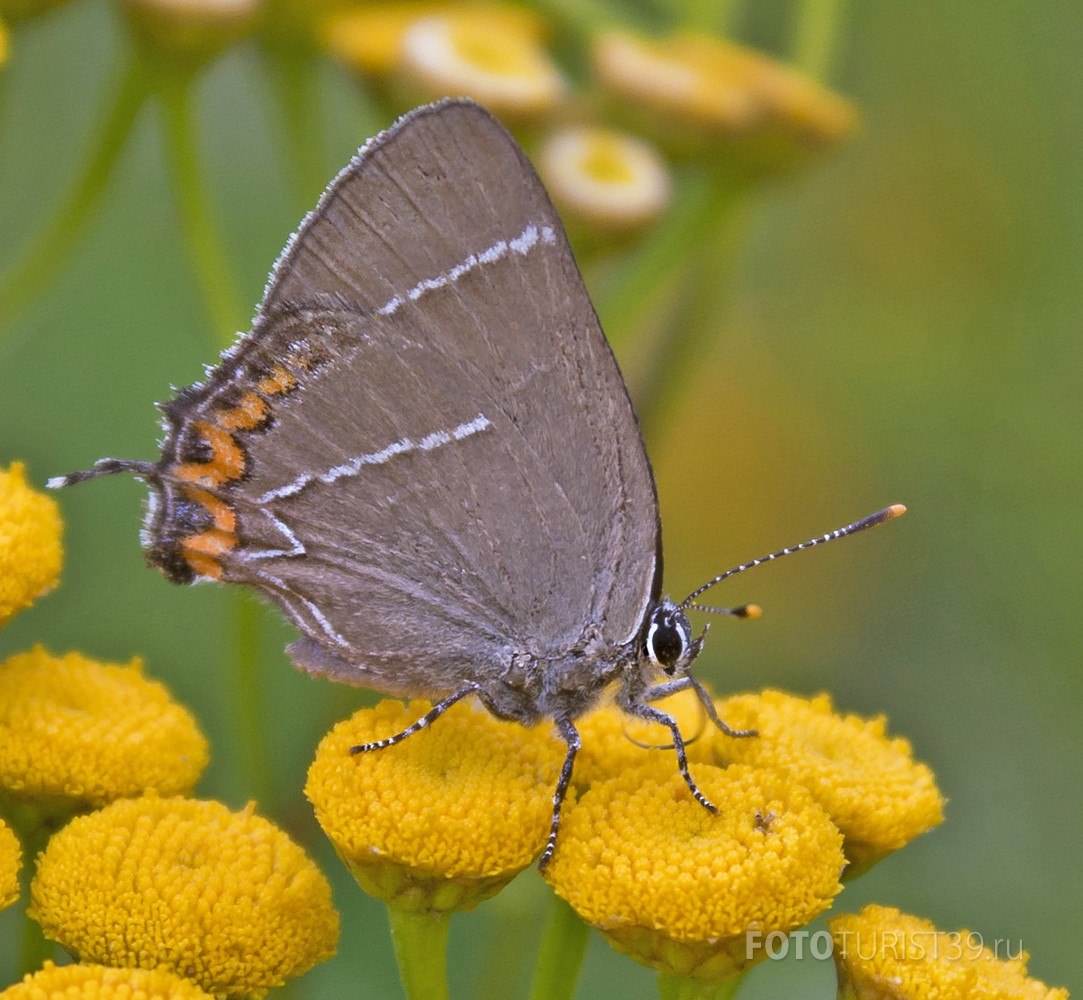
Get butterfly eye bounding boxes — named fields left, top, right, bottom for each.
left=645, top=606, right=690, bottom=674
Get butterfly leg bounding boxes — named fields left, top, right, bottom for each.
left=349, top=683, right=481, bottom=754
left=618, top=691, right=717, bottom=814
left=642, top=676, right=758, bottom=740
left=538, top=716, right=580, bottom=873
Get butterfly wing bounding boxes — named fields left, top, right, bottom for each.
left=149, top=100, right=660, bottom=696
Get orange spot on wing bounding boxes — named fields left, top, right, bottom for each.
left=182, top=528, right=236, bottom=557
left=257, top=364, right=297, bottom=397
left=184, top=551, right=223, bottom=580
left=184, top=486, right=236, bottom=534
left=218, top=391, right=270, bottom=432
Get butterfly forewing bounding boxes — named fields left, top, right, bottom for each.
left=154, top=100, right=660, bottom=696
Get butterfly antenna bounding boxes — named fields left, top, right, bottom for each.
left=46, top=459, right=158, bottom=490
left=680, top=504, right=907, bottom=610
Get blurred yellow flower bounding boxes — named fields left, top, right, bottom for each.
left=714, top=690, right=943, bottom=873
left=324, top=3, right=544, bottom=79
left=0, top=816, right=20, bottom=911
left=593, top=30, right=855, bottom=148
left=546, top=762, right=845, bottom=980
left=400, top=11, right=564, bottom=119
left=1, top=962, right=213, bottom=999
left=572, top=685, right=712, bottom=788
left=537, top=125, right=671, bottom=232
left=30, top=795, right=339, bottom=999
left=0, top=462, right=62, bottom=627
left=0, top=19, right=7, bottom=65
left=307, top=698, right=563, bottom=912
left=831, top=905, right=1069, bottom=1000
left=0, top=647, right=209, bottom=809
left=121, top=0, right=259, bottom=63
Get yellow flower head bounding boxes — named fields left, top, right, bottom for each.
left=0, top=647, right=209, bottom=809
left=714, top=690, right=944, bottom=873
left=572, top=685, right=714, bottom=788
left=0, top=816, right=21, bottom=911
left=1, top=962, right=213, bottom=999
left=307, top=698, right=563, bottom=912
left=0, top=463, right=63, bottom=628
left=546, top=762, right=845, bottom=980
left=400, top=9, right=564, bottom=119
left=324, top=3, right=544, bottom=79
left=831, top=905, right=1069, bottom=1000
left=593, top=30, right=855, bottom=150
left=536, top=126, right=671, bottom=233
left=29, top=796, right=339, bottom=999
left=120, top=0, right=259, bottom=64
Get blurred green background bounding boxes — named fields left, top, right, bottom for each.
left=0, top=1, right=1079, bottom=997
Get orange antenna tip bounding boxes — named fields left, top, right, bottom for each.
left=740, top=604, right=763, bottom=619
left=886, top=503, right=907, bottom=519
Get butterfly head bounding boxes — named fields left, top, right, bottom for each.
left=643, top=599, right=701, bottom=676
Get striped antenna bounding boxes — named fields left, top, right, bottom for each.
left=680, top=504, right=906, bottom=610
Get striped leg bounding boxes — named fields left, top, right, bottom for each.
left=349, top=683, right=480, bottom=754
left=642, top=676, right=758, bottom=740
left=619, top=694, right=717, bottom=814
left=538, top=716, right=580, bottom=873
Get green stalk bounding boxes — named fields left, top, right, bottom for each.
left=791, top=0, right=846, bottom=81
left=157, top=70, right=272, bottom=812
left=592, top=170, right=722, bottom=352
left=387, top=908, right=451, bottom=1000
left=0, top=58, right=147, bottom=327
left=263, top=44, right=327, bottom=217
left=658, top=972, right=742, bottom=1000
left=628, top=176, right=754, bottom=443
left=528, top=895, right=590, bottom=1000
left=158, top=72, right=245, bottom=347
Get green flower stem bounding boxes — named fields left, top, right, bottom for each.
left=791, top=0, right=846, bottom=82
left=1, top=800, right=68, bottom=976
left=262, top=44, right=327, bottom=217
left=528, top=895, right=590, bottom=1000
left=0, top=58, right=147, bottom=327
left=387, top=908, right=451, bottom=1000
left=658, top=972, right=742, bottom=1000
left=627, top=175, right=754, bottom=443
left=157, top=69, right=272, bottom=812
left=158, top=71, right=245, bottom=348
left=591, top=171, right=729, bottom=354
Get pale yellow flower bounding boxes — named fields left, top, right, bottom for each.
left=546, top=761, right=845, bottom=981
left=537, top=126, right=671, bottom=232
left=0, top=647, right=208, bottom=809
left=0, top=816, right=20, bottom=911
left=30, top=795, right=339, bottom=999
left=593, top=30, right=855, bottom=148
left=1, top=962, right=213, bottom=998
left=307, top=698, right=563, bottom=912
left=0, top=462, right=62, bottom=627
left=400, top=11, right=564, bottom=119
left=831, top=905, right=1069, bottom=1000
left=714, top=690, right=944, bottom=873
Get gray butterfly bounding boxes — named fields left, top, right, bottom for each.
left=51, top=99, right=903, bottom=868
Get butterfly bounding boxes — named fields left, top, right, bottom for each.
left=51, top=99, right=903, bottom=868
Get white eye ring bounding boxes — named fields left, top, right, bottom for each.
left=645, top=615, right=690, bottom=668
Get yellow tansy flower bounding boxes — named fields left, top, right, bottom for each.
left=0, top=816, right=21, bottom=910
left=0, top=462, right=62, bottom=627
left=593, top=30, right=855, bottom=149
left=1, top=962, right=213, bottom=998
left=324, top=2, right=546, bottom=80
left=307, top=698, right=563, bottom=912
left=400, top=11, right=564, bottom=119
left=546, top=762, right=845, bottom=981
left=572, top=685, right=714, bottom=788
left=536, top=126, right=671, bottom=233
left=30, top=795, right=339, bottom=999
left=0, top=647, right=209, bottom=809
left=713, top=690, right=944, bottom=874
left=831, top=905, right=1069, bottom=1000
